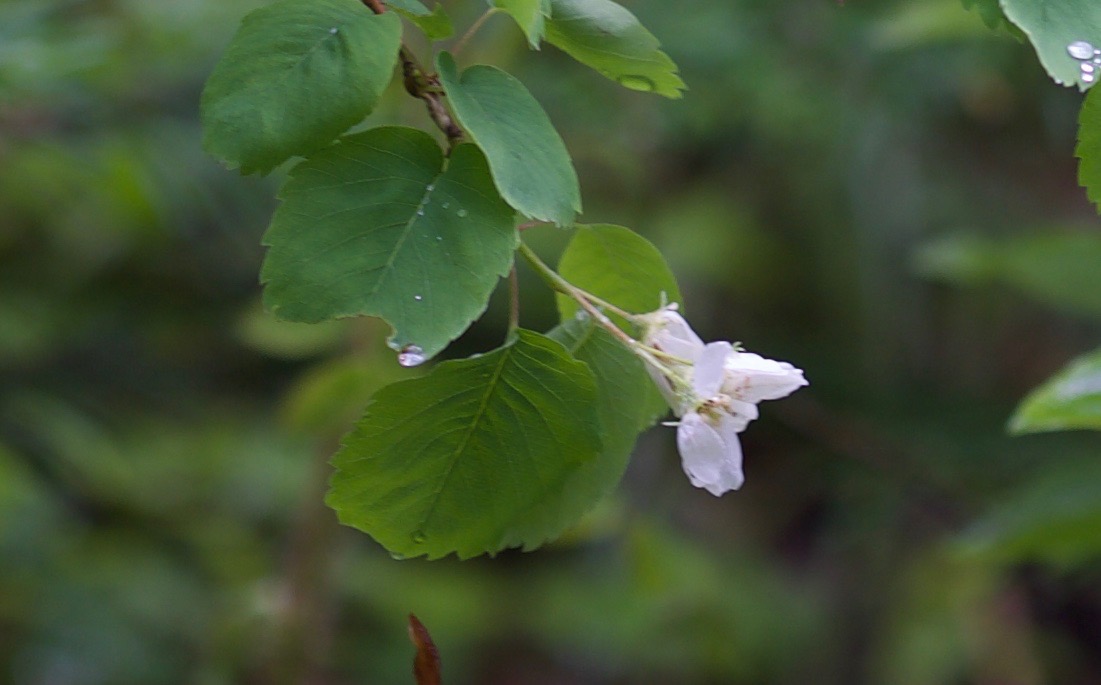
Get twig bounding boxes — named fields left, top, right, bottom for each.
left=453, top=7, right=500, bottom=57
left=517, top=242, right=678, bottom=380
left=361, top=0, right=464, bottom=147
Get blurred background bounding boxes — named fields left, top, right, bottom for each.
left=3, top=0, right=1101, bottom=683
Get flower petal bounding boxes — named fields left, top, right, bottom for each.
left=724, top=398, right=758, bottom=432
left=641, top=307, right=704, bottom=363
left=676, top=411, right=745, bottom=496
left=723, top=351, right=808, bottom=403
left=708, top=412, right=746, bottom=494
left=693, top=341, right=732, bottom=399
left=676, top=412, right=726, bottom=486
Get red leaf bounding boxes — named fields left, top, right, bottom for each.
left=408, top=614, right=441, bottom=685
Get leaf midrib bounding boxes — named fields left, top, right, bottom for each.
left=414, top=344, right=515, bottom=534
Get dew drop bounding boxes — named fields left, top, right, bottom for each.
left=416, top=209, right=425, bottom=216
left=457, top=209, right=468, bottom=218
left=426, top=183, right=435, bottom=191
left=411, top=530, right=427, bottom=544
left=389, top=552, right=407, bottom=560
left=436, top=235, right=443, bottom=241
left=574, top=309, right=590, bottom=322
left=1068, top=40, right=1095, bottom=61
left=1084, top=63, right=1097, bottom=74
left=442, top=202, right=450, bottom=209
left=414, top=294, right=423, bottom=301
left=617, top=74, right=656, bottom=92
left=329, top=27, right=339, bottom=35
left=398, top=345, right=426, bottom=367
left=1085, top=73, right=1097, bottom=84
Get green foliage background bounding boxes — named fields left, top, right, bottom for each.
left=3, top=0, right=1101, bottom=683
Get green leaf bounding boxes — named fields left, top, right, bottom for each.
left=548, top=316, right=668, bottom=468
left=201, top=0, right=402, bottom=175
left=1078, top=85, right=1101, bottom=211
left=999, top=0, right=1101, bottom=89
left=544, top=0, right=685, bottom=98
left=280, top=355, right=407, bottom=437
left=913, top=231, right=1101, bottom=320
left=1009, top=347, right=1101, bottom=434
left=960, top=0, right=1009, bottom=30
left=327, top=330, right=604, bottom=559
left=492, top=0, right=552, bottom=47
left=555, top=224, right=683, bottom=327
left=435, top=51, right=581, bottom=226
left=389, top=0, right=454, bottom=41
left=260, top=127, right=518, bottom=361
left=384, top=0, right=429, bottom=13
left=235, top=303, right=349, bottom=359
left=958, top=458, right=1101, bottom=565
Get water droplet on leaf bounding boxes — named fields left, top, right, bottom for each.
left=457, top=209, right=468, bottom=218
left=426, top=183, right=435, bottom=191
left=398, top=345, right=426, bottom=367
left=442, top=202, right=450, bottom=209
left=414, top=294, right=423, bottom=301
left=617, top=74, right=656, bottom=92
left=1068, top=41, right=1095, bottom=61
left=411, top=530, right=427, bottom=544
left=436, top=236, right=442, bottom=241
left=416, top=209, right=425, bottom=216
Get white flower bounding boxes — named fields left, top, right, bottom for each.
left=638, top=306, right=808, bottom=496
left=677, top=341, right=747, bottom=495
left=637, top=303, right=705, bottom=365
left=637, top=304, right=705, bottom=414
left=722, top=351, right=808, bottom=403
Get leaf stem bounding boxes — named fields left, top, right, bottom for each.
left=516, top=242, right=675, bottom=377
left=508, top=265, right=520, bottom=334
left=453, top=7, right=501, bottom=57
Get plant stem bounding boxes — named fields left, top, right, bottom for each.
left=453, top=7, right=500, bottom=57
left=508, top=265, right=520, bottom=334
left=516, top=243, right=675, bottom=377
left=580, top=291, right=636, bottom=321
left=360, top=0, right=464, bottom=147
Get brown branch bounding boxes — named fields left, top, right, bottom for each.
left=360, top=0, right=464, bottom=147
left=400, top=48, right=464, bottom=148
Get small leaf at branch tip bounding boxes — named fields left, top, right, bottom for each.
left=408, top=614, right=442, bottom=685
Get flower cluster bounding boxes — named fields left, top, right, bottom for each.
left=637, top=305, right=808, bottom=496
